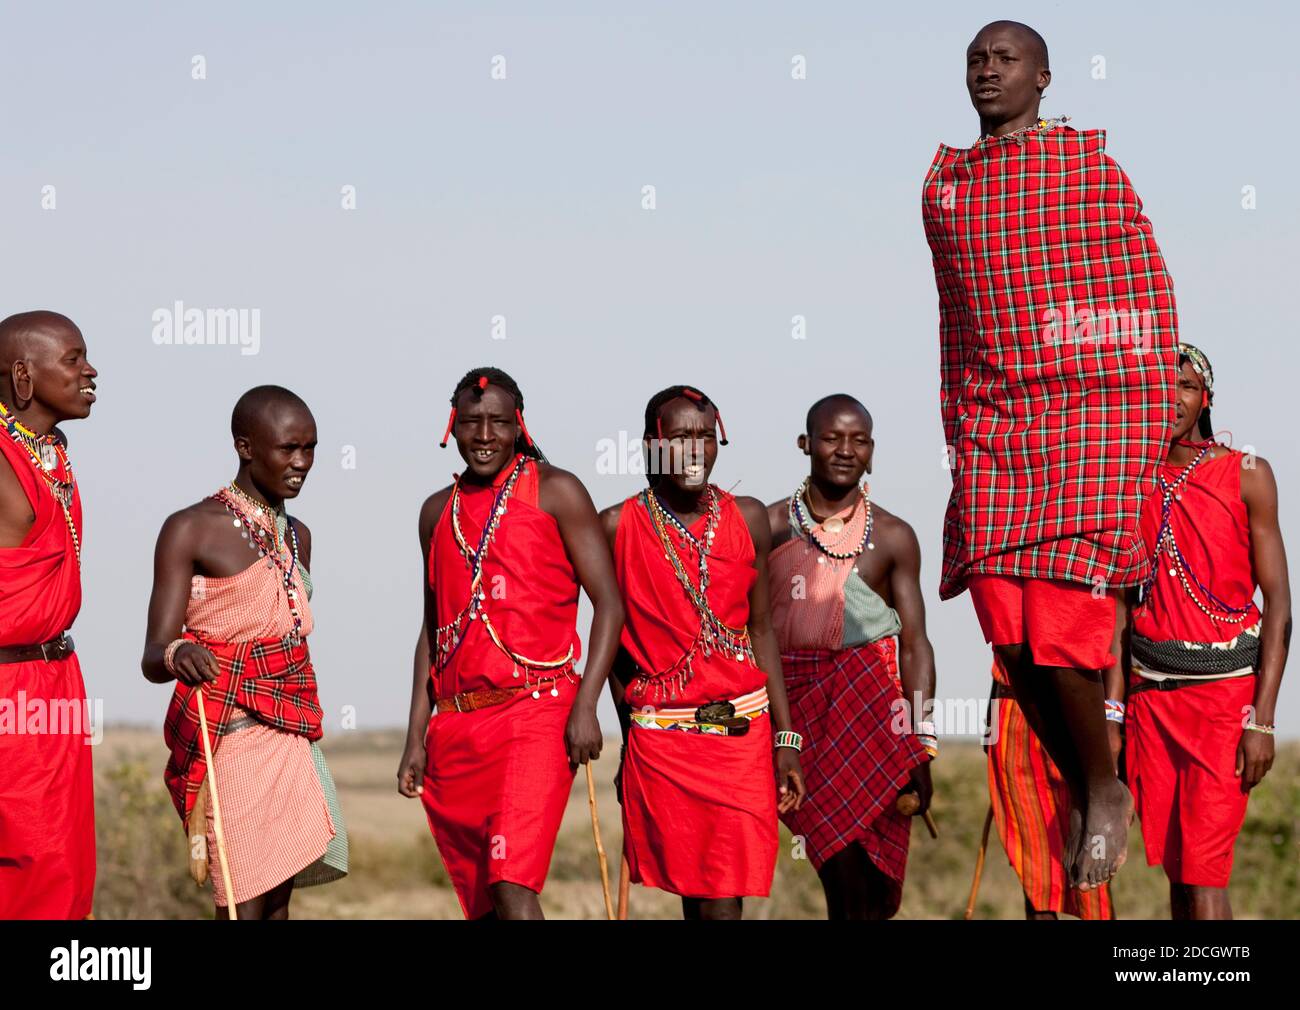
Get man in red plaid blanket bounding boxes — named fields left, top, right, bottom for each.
left=766, top=395, right=935, bottom=919
left=143, top=386, right=347, bottom=919
left=923, top=21, right=1178, bottom=890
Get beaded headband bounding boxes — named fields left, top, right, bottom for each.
left=1178, top=342, right=1214, bottom=402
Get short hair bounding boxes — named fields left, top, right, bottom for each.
left=231, top=385, right=311, bottom=440
left=975, top=20, right=1049, bottom=69
left=805, top=393, right=871, bottom=438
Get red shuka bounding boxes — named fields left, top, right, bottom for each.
left=0, top=433, right=95, bottom=919
left=1133, top=448, right=1260, bottom=643
left=422, top=457, right=581, bottom=918
left=614, top=489, right=777, bottom=899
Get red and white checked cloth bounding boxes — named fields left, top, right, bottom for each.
left=923, top=124, right=1178, bottom=599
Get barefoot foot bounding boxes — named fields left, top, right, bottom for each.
left=1073, top=781, right=1132, bottom=891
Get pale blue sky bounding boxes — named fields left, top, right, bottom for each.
left=2, top=0, right=1294, bottom=737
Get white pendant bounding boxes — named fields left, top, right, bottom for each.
left=39, top=444, right=57, bottom=470
left=823, top=517, right=845, bottom=534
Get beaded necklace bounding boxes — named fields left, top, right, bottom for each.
left=788, top=477, right=873, bottom=562
left=435, top=454, right=574, bottom=687
left=212, top=486, right=305, bottom=644
left=1137, top=444, right=1254, bottom=624
left=636, top=484, right=755, bottom=701
left=0, top=400, right=80, bottom=567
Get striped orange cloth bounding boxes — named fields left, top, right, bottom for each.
left=986, top=656, right=1113, bottom=919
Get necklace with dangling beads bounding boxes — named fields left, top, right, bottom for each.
left=636, top=484, right=755, bottom=702
left=213, top=485, right=305, bottom=644
left=789, top=477, right=873, bottom=563
left=436, top=453, right=574, bottom=689
left=1137, top=443, right=1254, bottom=624
left=0, top=400, right=80, bottom=567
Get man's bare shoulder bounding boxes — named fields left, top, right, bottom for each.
left=872, top=503, right=921, bottom=558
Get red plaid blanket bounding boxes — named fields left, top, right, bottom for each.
left=923, top=125, right=1177, bottom=599
left=780, top=638, right=928, bottom=902
left=162, top=633, right=323, bottom=823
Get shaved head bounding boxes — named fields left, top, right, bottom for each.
left=971, top=20, right=1049, bottom=69
left=806, top=393, right=872, bottom=437
left=0, top=310, right=81, bottom=368
left=231, top=385, right=312, bottom=440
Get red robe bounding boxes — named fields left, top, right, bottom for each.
left=614, top=489, right=777, bottom=899
left=421, top=456, right=582, bottom=918
left=0, top=433, right=94, bottom=919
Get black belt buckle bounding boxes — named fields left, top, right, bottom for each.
left=695, top=701, right=748, bottom=736
left=41, top=634, right=73, bottom=661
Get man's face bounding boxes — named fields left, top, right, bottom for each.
left=647, top=396, right=718, bottom=493
left=453, top=384, right=520, bottom=480
left=802, top=406, right=873, bottom=489
left=246, top=405, right=317, bottom=500
left=966, top=26, right=1048, bottom=125
left=28, top=326, right=97, bottom=421
left=1171, top=361, right=1207, bottom=442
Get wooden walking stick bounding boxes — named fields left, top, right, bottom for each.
left=195, top=687, right=238, bottom=918
left=585, top=763, right=614, bottom=920
left=617, top=851, right=630, bottom=920
left=895, top=792, right=939, bottom=839
left=964, top=805, right=995, bottom=920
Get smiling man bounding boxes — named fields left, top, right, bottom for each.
left=602, top=385, right=805, bottom=920
left=0, top=310, right=98, bottom=919
left=398, top=367, right=623, bottom=920
left=143, top=385, right=348, bottom=920
left=766, top=395, right=936, bottom=920
left=922, top=21, right=1179, bottom=891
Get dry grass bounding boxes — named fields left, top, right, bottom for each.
left=92, top=727, right=1299, bottom=919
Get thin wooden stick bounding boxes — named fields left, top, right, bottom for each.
left=617, top=852, right=630, bottom=920
left=896, top=792, right=939, bottom=838
left=964, top=805, right=995, bottom=920
left=585, top=763, right=614, bottom=920
left=195, top=689, right=238, bottom=918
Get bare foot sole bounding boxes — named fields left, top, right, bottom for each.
left=1073, top=782, right=1133, bottom=891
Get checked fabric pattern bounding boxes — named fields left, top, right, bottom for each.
left=922, top=125, right=1178, bottom=599
left=163, top=633, right=323, bottom=822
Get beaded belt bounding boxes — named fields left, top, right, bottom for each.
left=630, top=687, right=769, bottom=736
left=1131, top=625, right=1259, bottom=677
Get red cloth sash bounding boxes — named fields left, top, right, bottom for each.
left=1133, top=448, right=1260, bottom=643
left=923, top=126, right=1177, bottom=598
left=613, top=489, right=763, bottom=706
left=163, top=633, right=322, bottom=823
left=0, top=431, right=93, bottom=919
left=430, top=456, right=581, bottom=696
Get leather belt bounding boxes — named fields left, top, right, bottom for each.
left=1128, top=672, right=1251, bottom=695
left=436, top=685, right=524, bottom=714
left=990, top=680, right=1016, bottom=701
left=0, top=633, right=75, bottom=665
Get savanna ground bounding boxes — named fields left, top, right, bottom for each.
left=92, top=728, right=1299, bottom=920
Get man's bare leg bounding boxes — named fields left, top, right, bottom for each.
left=262, top=877, right=294, bottom=920
left=1169, top=881, right=1191, bottom=920
left=1186, top=884, right=1232, bottom=920
left=488, top=881, right=544, bottom=920
left=682, top=897, right=743, bottom=920
left=1038, top=664, right=1131, bottom=889
left=1024, top=894, right=1058, bottom=920
left=817, top=844, right=896, bottom=921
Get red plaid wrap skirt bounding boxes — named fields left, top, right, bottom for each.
left=780, top=638, right=929, bottom=909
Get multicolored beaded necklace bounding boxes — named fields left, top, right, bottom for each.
left=0, top=400, right=80, bottom=567
left=212, top=483, right=305, bottom=644
left=788, top=477, right=873, bottom=562
left=981, top=114, right=1070, bottom=144
left=1136, top=442, right=1254, bottom=624
left=436, top=453, right=574, bottom=689
left=636, top=484, right=755, bottom=701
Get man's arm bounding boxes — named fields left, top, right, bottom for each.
left=885, top=516, right=937, bottom=814
left=738, top=495, right=804, bottom=813
left=1240, top=456, right=1290, bottom=789
left=141, top=511, right=219, bottom=686
left=541, top=468, right=625, bottom=767
left=397, top=488, right=448, bottom=798
left=0, top=451, right=35, bottom=547
left=1103, top=591, right=1130, bottom=774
